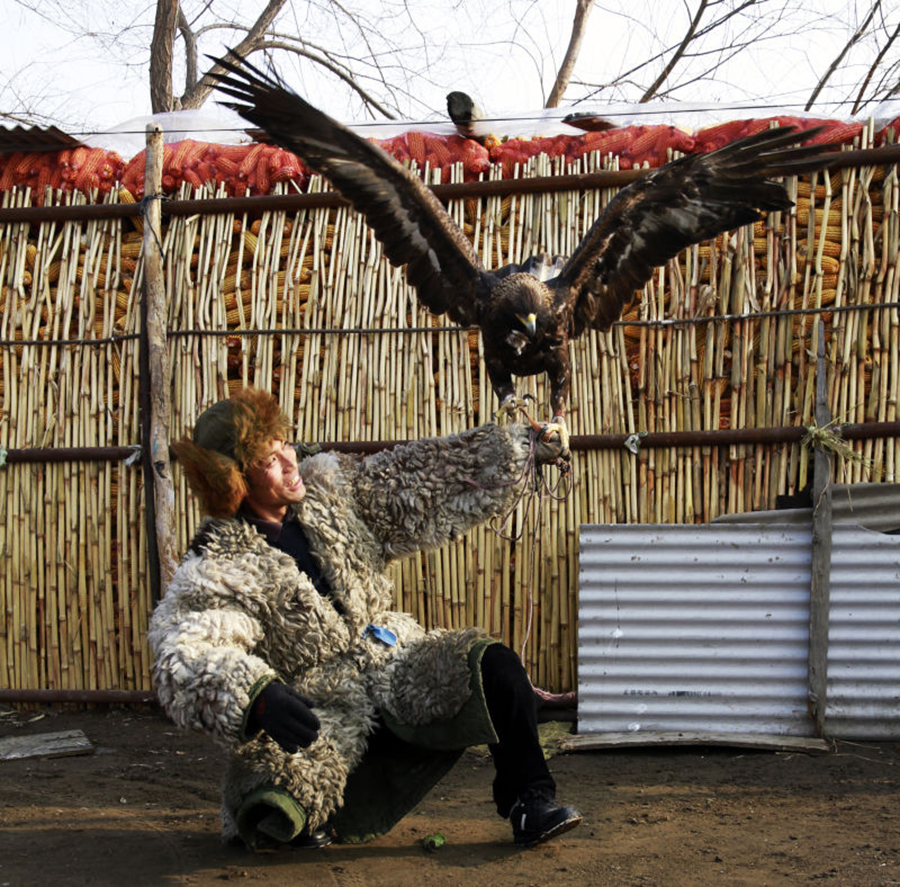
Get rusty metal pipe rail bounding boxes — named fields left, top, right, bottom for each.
left=3, top=421, right=899, bottom=464
left=0, top=689, right=157, bottom=705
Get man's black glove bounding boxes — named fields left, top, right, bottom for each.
left=246, top=682, right=320, bottom=753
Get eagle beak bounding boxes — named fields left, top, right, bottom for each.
left=517, top=312, right=537, bottom=337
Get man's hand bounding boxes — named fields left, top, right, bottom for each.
left=247, top=682, right=320, bottom=753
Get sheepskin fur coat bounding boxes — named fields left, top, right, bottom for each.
left=149, top=422, right=537, bottom=843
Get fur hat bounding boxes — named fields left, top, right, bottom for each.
left=172, top=388, right=292, bottom=517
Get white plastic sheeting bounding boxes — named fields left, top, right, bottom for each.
left=578, top=522, right=900, bottom=740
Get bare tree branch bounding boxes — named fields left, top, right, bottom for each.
left=546, top=0, right=594, bottom=108
left=7, top=0, right=900, bottom=134
left=573, top=0, right=781, bottom=107
left=639, top=0, right=710, bottom=102
left=256, top=39, right=399, bottom=119
left=177, top=0, right=287, bottom=110
left=852, top=18, right=900, bottom=113
left=689, top=0, right=763, bottom=42
left=806, top=0, right=882, bottom=111
left=878, top=59, right=900, bottom=101
left=177, top=5, right=199, bottom=97
left=642, top=33, right=770, bottom=101
left=636, top=0, right=765, bottom=103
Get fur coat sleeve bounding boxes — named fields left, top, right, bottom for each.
left=347, top=422, right=534, bottom=562
left=147, top=520, right=284, bottom=746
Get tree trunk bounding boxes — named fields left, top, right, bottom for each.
left=546, top=0, right=594, bottom=108
left=150, top=0, right=180, bottom=113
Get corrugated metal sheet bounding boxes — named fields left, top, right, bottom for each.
left=827, top=525, right=900, bottom=738
left=0, top=125, right=84, bottom=155
left=714, top=483, right=900, bottom=533
left=578, top=523, right=816, bottom=738
left=578, top=520, right=900, bottom=740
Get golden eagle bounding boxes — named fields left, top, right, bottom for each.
left=212, top=55, right=832, bottom=454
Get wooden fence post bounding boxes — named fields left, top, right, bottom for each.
left=140, top=123, right=177, bottom=603
left=808, top=320, right=833, bottom=738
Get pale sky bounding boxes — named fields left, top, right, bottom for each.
left=1, top=0, right=887, bottom=154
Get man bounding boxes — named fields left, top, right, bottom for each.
left=149, top=388, right=582, bottom=851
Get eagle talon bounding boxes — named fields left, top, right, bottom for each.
left=496, top=395, right=536, bottom=424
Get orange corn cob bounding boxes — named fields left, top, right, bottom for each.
left=212, top=156, right=239, bottom=177
left=254, top=147, right=272, bottom=193
left=14, top=152, right=42, bottom=177
left=219, top=144, right=255, bottom=162
left=169, top=139, right=201, bottom=174
left=183, top=167, right=204, bottom=189
left=271, top=150, right=304, bottom=182
left=809, top=122, right=863, bottom=146
left=693, top=120, right=751, bottom=152
left=70, top=145, right=90, bottom=169
left=73, top=148, right=109, bottom=191
left=581, top=128, right=633, bottom=156
left=0, top=154, right=22, bottom=190
left=238, top=143, right=265, bottom=179
left=407, top=131, right=427, bottom=167
left=621, top=126, right=658, bottom=158
left=36, top=161, right=53, bottom=199
left=425, top=135, right=453, bottom=167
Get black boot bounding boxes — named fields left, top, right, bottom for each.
left=290, top=827, right=333, bottom=849
left=508, top=787, right=583, bottom=847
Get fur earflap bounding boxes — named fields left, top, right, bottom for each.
left=171, top=438, right=248, bottom=518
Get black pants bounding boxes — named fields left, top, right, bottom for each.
left=480, top=643, right=556, bottom=817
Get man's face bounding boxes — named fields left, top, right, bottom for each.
left=243, top=439, right=306, bottom=521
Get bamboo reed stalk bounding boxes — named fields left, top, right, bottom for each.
left=4, top=146, right=900, bottom=695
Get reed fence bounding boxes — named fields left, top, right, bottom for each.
left=1, top=129, right=898, bottom=697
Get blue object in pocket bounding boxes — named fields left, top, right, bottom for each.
left=363, top=623, right=398, bottom=646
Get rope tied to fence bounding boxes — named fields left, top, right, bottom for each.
left=801, top=417, right=875, bottom=474
left=139, top=193, right=168, bottom=261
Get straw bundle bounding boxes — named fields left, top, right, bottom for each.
left=1, top=134, right=898, bottom=695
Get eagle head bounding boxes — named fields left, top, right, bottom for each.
left=496, top=274, right=550, bottom=354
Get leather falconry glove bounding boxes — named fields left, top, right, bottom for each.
left=247, top=682, right=320, bottom=753
left=531, top=421, right=570, bottom=465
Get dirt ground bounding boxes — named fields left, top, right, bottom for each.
left=1, top=706, right=898, bottom=887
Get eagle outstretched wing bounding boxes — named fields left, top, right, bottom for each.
left=558, top=126, right=830, bottom=336
left=211, top=54, right=486, bottom=327
left=211, top=53, right=836, bottom=440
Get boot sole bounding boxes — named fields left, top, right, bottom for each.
left=515, top=811, right=583, bottom=847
